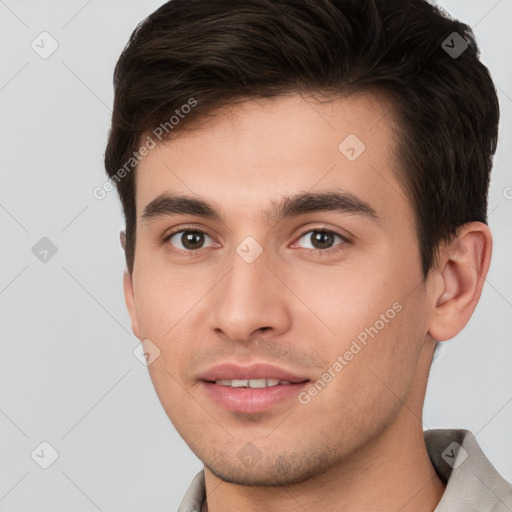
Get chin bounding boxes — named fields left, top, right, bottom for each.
left=204, top=450, right=332, bottom=487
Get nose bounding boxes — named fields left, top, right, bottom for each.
left=208, top=247, right=292, bottom=343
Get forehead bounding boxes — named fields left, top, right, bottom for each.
left=134, top=91, right=409, bottom=225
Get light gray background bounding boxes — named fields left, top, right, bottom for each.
left=0, top=1, right=511, bottom=511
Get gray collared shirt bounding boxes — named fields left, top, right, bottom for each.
left=178, top=429, right=512, bottom=511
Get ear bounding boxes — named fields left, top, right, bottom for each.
left=428, top=222, right=492, bottom=342
left=120, top=230, right=126, bottom=250
left=120, top=229, right=141, bottom=338
left=123, top=269, right=141, bottom=341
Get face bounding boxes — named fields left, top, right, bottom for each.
left=125, top=92, right=435, bottom=486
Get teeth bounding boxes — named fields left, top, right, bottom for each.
left=247, top=379, right=268, bottom=388
left=214, top=378, right=289, bottom=388
left=232, top=379, right=249, bottom=387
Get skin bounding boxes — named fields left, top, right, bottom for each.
left=123, top=92, right=492, bottom=512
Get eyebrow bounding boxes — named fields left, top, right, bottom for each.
left=141, top=190, right=379, bottom=225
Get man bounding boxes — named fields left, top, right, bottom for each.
left=104, top=0, right=511, bottom=510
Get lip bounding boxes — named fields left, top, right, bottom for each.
left=197, top=363, right=310, bottom=414
left=197, top=362, right=310, bottom=383
left=200, top=381, right=309, bottom=413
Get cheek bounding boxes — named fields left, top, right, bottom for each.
left=290, top=262, right=398, bottom=340
left=296, top=262, right=425, bottom=395
left=132, top=259, right=206, bottom=338
left=341, top=291, right=427, bottom=405
left=300, top=306, right=421, bottom=445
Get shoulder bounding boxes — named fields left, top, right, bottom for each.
left=177, top=469, right=205, bottom=512
left=424, top=428, right=512, bottom=511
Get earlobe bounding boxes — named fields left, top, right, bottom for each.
left=428, top=222, right=492, bottom=342
left=123, top=270, right=141, bottom=340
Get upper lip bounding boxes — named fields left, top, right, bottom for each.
left=198, top=363, right=310, bottom=383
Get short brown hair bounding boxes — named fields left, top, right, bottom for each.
left=104, top=0, right=499, bottom=276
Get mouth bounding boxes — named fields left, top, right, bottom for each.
left=211, top=378, right=305, bottom=388
left=198, top=363, right=310, bottom=413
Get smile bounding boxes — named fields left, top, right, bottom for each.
left=214, top=378, right=293, bottom=388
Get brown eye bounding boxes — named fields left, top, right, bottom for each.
left=296, top=230, right=345, bottom=251
left=167, top=230, right=213, bottom=251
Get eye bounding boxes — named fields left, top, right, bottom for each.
left=166, top=229, right=216, bottom=251
left=294, top=229, right=346, bottom=252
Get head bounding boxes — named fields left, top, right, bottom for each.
left=104, top=0, right=498, bottom=486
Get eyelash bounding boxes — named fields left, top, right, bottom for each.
left=163, top=225, right=348, bottom=257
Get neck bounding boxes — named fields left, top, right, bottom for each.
left=202, top=342, right=445, bottom=512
